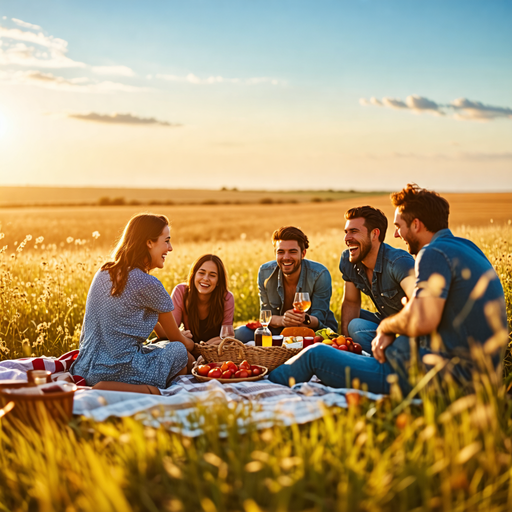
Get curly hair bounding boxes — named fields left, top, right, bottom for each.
left=391, top=184, right=449, bottom=232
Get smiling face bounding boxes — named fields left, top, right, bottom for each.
left=146, top=225, right=172, bottom=270
left=394, top=208, right=421, bottom=255
left=275, top=239, right=305, bottom=276
left=344, top=217, right=374, bottom=263
left=194, top=260, right=219, bottom=295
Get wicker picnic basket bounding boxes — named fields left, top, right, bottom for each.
left=0, top=382, right=76, bottom=427
left=196, top=337, right=301, bottom=371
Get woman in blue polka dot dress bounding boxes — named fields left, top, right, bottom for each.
left=70, top=213, right=195, bottom=391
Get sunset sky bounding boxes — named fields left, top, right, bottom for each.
left=0, top=0, right=511, bottom=191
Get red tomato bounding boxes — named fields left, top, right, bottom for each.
left=338, top=345, right=348, bottom=351
left=209, top=362, right=221, bottom=369
left=221, top=370, right=233, bottom=379
left=238, top=370, right=249, bottom=378
left=314, top=336, right=324, bottom=344
left=208, top=368, right=222, bottom=378
left=227, top=361, right=238, bottom=371
left=245, top=370, right=252, bottom=377
left=197, top=365, right=211, bottom=376
left=353, top=343, right=363, bottom=355
left=239, top=360, right=251, bottom=371
left=252, top=368, right=262, bottom=376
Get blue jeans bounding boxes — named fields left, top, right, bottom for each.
left=347, top=309, right=382, bottom=354
left=234, top=325, right=284, bottom=344
left=268, top=336, right=414, bottom=394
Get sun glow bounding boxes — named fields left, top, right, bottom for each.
left=0, top=113, right=7, bottom=137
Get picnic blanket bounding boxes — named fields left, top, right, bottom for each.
left=1, top=354, right=390, bottom=436
left=73, top=375, right=386, bottom=436
left=0, top=351, right=86, bottom=385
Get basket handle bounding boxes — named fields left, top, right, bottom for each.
left=217, top=337, right=246, bottom=359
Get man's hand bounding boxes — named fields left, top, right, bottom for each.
left=371, top=332, right=396, bottom=363
left=282, top=309, right=306, bottom=327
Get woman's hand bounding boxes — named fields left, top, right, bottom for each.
left=158, top=312, right=195, bottom=352
left=205, top=336, right=222, bottom=346
left=181, top=330, right=194, bottom=339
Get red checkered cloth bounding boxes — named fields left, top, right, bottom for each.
left=0, top=350, right=86, bottom=386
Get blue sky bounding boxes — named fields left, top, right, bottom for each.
left=0, top=0, right=511, bottom=190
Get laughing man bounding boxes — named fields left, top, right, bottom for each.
left=235, top=226, right=338, bottom=342
left=340, top=206, right=415, bottom=353
left=269, top=186, right=507, bottom=393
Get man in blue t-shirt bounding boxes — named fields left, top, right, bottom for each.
left=372, top=184, right=508, bottom=385
left=339, top=206, right=415, bottom=353
left=269, top=185, right=507, bottom=393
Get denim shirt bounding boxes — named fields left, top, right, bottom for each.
left=258, top=259, right=338, bottom=332
left=339, top=243, right=415, bottom=318
left=414, top=229, right=507, bottom=373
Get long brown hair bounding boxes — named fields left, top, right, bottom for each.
left=102, top=213, right=169, bottom=296
left=184, top=254, right=229, bottom=338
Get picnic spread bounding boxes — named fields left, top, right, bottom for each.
left=0, top=338, right=386, bottom=436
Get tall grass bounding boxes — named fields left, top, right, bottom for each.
left=1, top=364, right=511, bottom=511
left=0, top=220, right=511, bottom=511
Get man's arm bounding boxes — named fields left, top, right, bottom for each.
left=378, top=295, right=445, bottom=338
left=258, top=267, right=286, bottom=328
left=304, top=268, right=334, bottom=330
left=372, top=295, right=445, bottom=363
left=399, top=275, right=415, bottom=300
left=340, top=281, right=361, bottom=336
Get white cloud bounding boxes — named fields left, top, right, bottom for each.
left=360, top=94, right=512, bottom=121
left=382, top=97, right=407, bottom=109
left=12, top=18, right=42, bottom=31
left=91, top=65, right=136, bottom=77
left=0, top=25, right=85, bottom=68
left=156, top=72, right=284, bottom=86
left=0, top=20, right=134, bottom=77
left=68, top=112, right=180, bottom=126
left=451, top=98, right=512, bottom=121
left=0, top=70, right=147, bottom=93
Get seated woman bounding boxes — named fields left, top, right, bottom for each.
left=70, top=213, right=195, bottom=394
left=163, top=254, right=234, bottom=346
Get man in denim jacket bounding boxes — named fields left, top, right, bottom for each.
left=269, top=186, right=507, bottom=393
left=235, top=226, right=337, bottom=342
left=340, top=206, right=415, bottom=353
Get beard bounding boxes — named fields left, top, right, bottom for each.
left=348, top=235, right=372, bottom=264
left=404, top=233, right=421, bottom=255
left=278, top=257, right=302, bottom=276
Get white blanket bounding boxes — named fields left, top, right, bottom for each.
left=72, top=375, right=387, bottom=437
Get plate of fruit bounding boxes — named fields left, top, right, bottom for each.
left=192, top=360, right=268, bottom=383
left=318, top=335, right=363, bottom=354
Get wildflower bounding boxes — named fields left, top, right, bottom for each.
left=66, top=237, right=74, bottom=244
left=0, top=233, right=4, bottom=239
left=26, top=235, right=32, bottom=241
left=36, top=236, right=44, bottom=244
left=92, top=231, right=101, bottom=239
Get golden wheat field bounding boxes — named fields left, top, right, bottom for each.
left=1, top=192, right=512, bottom=512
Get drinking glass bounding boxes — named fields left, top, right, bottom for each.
left=293, top=292, right=311, bottom=313
left=220, top=325, right=235, bottom=340
left=260, top=309, right=272, bottom=327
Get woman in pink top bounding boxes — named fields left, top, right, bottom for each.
left=170, top=254, right=235, bottom=344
